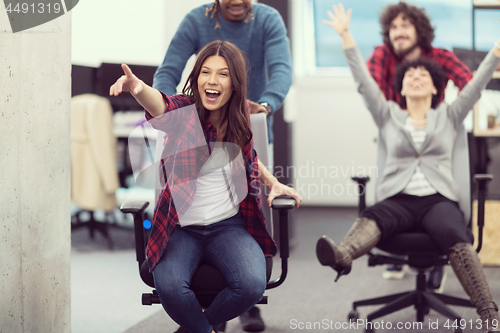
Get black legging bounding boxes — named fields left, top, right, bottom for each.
left=362, top=193, right=474, bottom=253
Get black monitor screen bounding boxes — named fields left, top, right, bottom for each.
left=72, top=65, right=98, bottom=97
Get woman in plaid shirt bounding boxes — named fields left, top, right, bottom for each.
left=110, top=40, right=301, bottom=333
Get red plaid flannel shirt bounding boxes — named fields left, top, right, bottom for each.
left=367, top=45, right=472, bottom=106
left=144, top=94, right=277, bottom=272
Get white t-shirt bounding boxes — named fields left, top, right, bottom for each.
left=178, top=147, right=240, bottom=226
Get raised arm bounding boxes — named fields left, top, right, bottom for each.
left=109, top=64, right=167, bottom=118
left=448, top=37, right=500, bottom=127
left=324, top=4, right=389, bottom=128
left=324, top=4, right=355, bottom=49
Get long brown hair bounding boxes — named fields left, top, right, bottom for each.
left=182, top=40, right=252, bottom=150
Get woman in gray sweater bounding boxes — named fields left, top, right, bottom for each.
left=316, top=4, right=500, bottom=331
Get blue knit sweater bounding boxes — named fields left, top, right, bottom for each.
left=152, top=3, right=292, bottom=143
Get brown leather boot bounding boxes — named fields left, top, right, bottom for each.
left=316, top=217, right=381, bottom=282
left=449, top=243, right=500, bottom=333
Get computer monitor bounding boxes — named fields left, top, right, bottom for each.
left=71, top=65, right=98, bottom=97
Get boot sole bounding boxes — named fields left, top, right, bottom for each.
left=316, top=237, right=337, bottom=267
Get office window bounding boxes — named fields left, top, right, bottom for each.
left=307, top=0, right=498, bottom=71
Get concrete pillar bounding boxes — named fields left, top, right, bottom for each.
left=0, top=8, right=72, bottom=333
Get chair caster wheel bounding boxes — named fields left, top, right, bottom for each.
left=348, top=310, right=359, bottom=322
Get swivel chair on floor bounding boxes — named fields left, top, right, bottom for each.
left=349, top=124, right=492, bottom=333
left=120, top=113, right=296, bottom=331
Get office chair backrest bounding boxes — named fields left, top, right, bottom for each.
left=374, top=124, right=471, bottom=223
left=249, top=113, right=273, bottom=233
left=250, top=113, right=269, bottom=168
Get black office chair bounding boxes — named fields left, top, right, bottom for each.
left=120, top=113, right=296, bottom=332
left=348, top=124, right=493, bottom=333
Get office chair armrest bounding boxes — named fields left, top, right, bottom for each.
left=368, top=252, right=407, bottom=267
left=120, top=201, right=150, bottom=265
left=351, top=176, right=371, bottom=216
left=271, top=196, right=296, bottom=210
left=120, top=201, right=150, bottom=214
left=473, top=174, right=493, bottom=253
left=266, top=195, right=296, bottom=289
left=271, top=195, right=296, bottom=259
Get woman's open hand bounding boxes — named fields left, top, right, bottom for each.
left=323, top=3, right=352, bottom=37
left=109, top=64, right=144, bottom=97
left=267, top=183, right=302, bottom=208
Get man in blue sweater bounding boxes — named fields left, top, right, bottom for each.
left=153, top=0, right=292, bottom=170
left=152, top=1, right=292, bottom=332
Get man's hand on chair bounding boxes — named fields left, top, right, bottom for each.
left=248, top=100, right=269, bottom=116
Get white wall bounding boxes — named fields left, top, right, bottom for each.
left=289, top=0, right=379, bottom=207
left=0, top=8, right=71, bottom=333
left=289, top=77, right=379, bottom=206
left=71, top=0, right=207, bottom=73
left=71, top=0, right=166, bottom=67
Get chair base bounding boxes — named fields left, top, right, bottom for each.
left=71, top=209, right=134, bottom=249
left=350, top=270, right=474, bottom=332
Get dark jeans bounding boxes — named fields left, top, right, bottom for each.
left=362, top=193, right=473, bottom=253
left=152, top=214, right=266, bottom=333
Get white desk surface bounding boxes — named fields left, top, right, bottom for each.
left=113, top=110, right=159, bottom=139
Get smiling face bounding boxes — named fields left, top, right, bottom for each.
left=389, top=13, right=418, bottom=57
left=197, top=55, right=233, bottom=113
left=219, top=0, right=252, bottom=22
left=401, top=66, right=437, bottom=101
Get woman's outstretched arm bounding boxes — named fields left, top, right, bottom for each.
left=324, top=3, right=390, bottom=127
left=109, top=64, right=167, bottom=117
left=449, top=35, right=500, bottom=127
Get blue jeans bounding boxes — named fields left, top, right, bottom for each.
left=152, top=214, right=266, bottom=333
